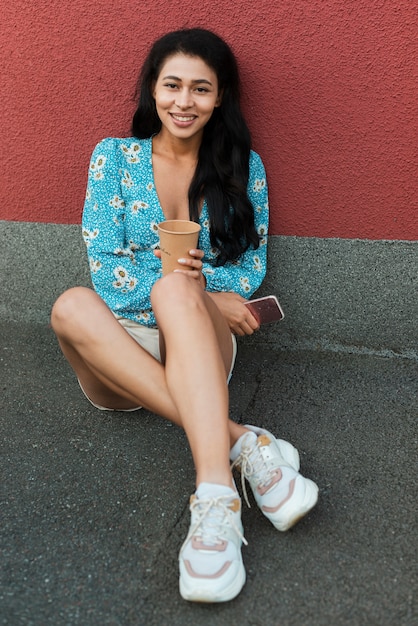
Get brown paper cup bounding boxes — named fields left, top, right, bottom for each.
left=158, top=220, right=201, bottom=275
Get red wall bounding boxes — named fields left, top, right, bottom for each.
left=1, top=0, right=417, bottom=239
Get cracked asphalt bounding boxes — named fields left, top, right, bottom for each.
left=1, top=321, right=417, bottom=625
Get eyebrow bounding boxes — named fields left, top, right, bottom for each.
left=162, top=75, right=213, bottom=86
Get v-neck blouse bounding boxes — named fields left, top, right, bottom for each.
left=82, top=137, right=269, bottom=327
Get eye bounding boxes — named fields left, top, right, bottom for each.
left=164, top=82, right=178, bottom=89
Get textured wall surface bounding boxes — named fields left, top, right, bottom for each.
left=1, top=0, right=417, bottom=238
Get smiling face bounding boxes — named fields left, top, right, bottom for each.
left=152, top=53, right=221, bottom=144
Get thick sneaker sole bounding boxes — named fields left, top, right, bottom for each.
left=263, top=476, right=319, bottom=532
left=179, top=562, right=246, bottom=603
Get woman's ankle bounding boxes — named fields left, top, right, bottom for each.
left=229, top=423, right=250, bottom=449
left=195, top=473, right=235, bottom=491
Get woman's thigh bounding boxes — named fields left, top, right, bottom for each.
left=151, top=274, right=235, bottom=379
left=51, top=287, right=159, bottom=410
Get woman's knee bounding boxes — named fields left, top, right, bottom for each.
left=51, top=287, right=98, bottom=332
left=151, top=273, right=202, bottom=310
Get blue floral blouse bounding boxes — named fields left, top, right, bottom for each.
left=82, top=137, right=269, bottom=327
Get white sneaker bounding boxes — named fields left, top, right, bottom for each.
left=179, top=483, right=247, bottom=602
left=231, top=426, right=318, bottom=532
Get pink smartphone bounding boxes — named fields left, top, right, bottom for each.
left=244, top=295, right=284, bottom=325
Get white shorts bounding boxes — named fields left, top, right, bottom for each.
left=79, top=315, right=238, bottom=411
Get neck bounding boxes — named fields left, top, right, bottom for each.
left=153, top=130, right=202, bottom=161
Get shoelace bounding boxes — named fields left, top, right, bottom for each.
left=188, top=495, right=248, bottom=548
left=231, top=437, right=276, bottom=508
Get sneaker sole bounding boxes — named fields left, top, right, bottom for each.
left=264, top=476, right=319, bottom=532
left=179, top=562, right=246, bottom=603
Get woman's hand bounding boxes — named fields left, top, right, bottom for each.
left=207, top=291, right=260, bottom=336
left=154, top=248, right=206, bottom=287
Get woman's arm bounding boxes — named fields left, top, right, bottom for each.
left=82, top=139, right=161, bottom=325
left=201, top=151, right=269, bottom=334
left=201, top=150, right=269, bottom=298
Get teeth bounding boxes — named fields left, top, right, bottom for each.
left=172, top=115, right=195, bottom=122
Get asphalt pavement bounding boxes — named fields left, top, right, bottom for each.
left=1, top=321, right=417, bottom=626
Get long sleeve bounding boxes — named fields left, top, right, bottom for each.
left=201, top=150, right=269, bottom=297
left=82, top=138, right=162, bottom=326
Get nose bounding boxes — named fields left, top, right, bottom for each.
left=175, top=87, right=193, bottom=109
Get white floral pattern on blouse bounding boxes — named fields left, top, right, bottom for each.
left=82, top=137, right=269, bottom=327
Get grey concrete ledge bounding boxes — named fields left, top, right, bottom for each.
left=1, top=220, right=417, bottom=359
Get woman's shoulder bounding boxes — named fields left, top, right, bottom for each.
left=91, top=136, right=151, bottom=156
left=87, top=137, right=153, bottom=182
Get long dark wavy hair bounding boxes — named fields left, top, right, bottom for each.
left=132, top=28, right=260, bottom=265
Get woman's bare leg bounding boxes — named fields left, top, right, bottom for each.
left=151, top=273, right=237, bottom=487
left=51, top=286, right=247, bottom=475
left=52, top=287, right=183, bottom=416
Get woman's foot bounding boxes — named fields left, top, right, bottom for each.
left=230, top=426, right=318, bottom=531
left=179, top=483, right=247, bottom=602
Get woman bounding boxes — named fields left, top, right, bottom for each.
left=51, top=28, right=318, bottom=603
